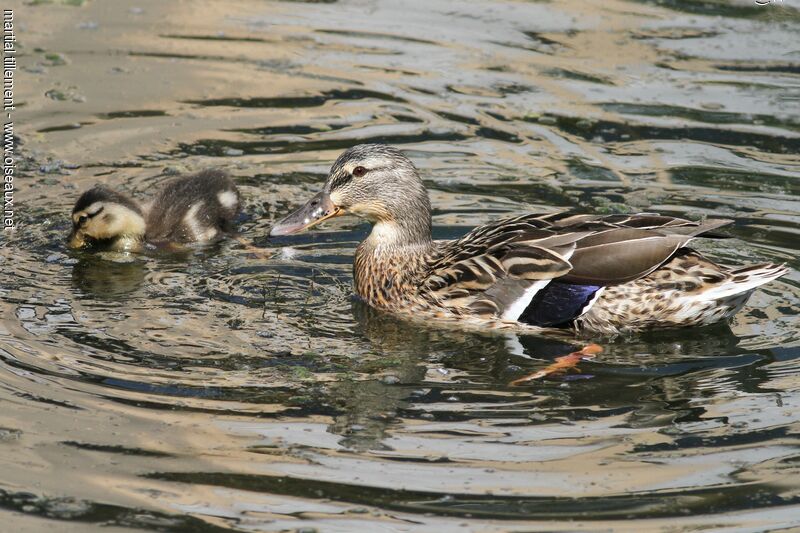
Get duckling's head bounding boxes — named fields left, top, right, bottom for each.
left=68, top=185, right=146, bottom=250
left=270, top=144, right=431, bottom=243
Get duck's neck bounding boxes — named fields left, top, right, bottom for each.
left=354, top=217, right=435, bottom=309
left=365, top=214, right=432, bottom=248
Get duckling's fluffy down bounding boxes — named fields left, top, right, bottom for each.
left=145, top=170, right=240, bottom=243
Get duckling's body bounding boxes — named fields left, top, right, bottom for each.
left=69, top=170, right=240, bottom=251
left=270, top=144, right=787, bottom=335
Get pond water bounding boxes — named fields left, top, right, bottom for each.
left=2, top=0, right=800, bottom=531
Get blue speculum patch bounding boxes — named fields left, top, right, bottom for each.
left=519, top=282, right=601, bottom=327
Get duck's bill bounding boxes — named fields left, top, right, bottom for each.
left=269, top=190, right=343, bottom=237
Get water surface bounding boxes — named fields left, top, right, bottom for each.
left=2, top=0, right=800, bottom=531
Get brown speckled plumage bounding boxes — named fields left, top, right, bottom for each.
left=578, top=251, right=787, bottom=334
left=271, top=144, right=788, bottom=334
left=354, top=241, right=434, bottom=310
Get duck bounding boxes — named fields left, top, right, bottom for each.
left=269, top=144, right=787, bottom=334
left=68, top=169, right=240, bottom=252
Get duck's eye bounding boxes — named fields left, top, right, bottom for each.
left=77, top=215, right=88, bottom=225
left=352, top=166, right=367, bottom=177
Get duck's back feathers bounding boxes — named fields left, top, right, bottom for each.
left=422, top=215, right=582, bottom=319
left=420, top=213, right=753, bottom=327
left=145, top=170, right=240, bottom=243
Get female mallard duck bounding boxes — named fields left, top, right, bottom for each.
left=270, top=144, right=787, bottom=334
left=68, top=169, right=240, bottom=252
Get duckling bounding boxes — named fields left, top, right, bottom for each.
left=68, top=169, right=240, bottom=251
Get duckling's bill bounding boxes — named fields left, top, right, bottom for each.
left=67, top=229, right=140, bottom=252
left=270, top=190, right=342, bottom=236
left=67, top=229, right=87, bottom=249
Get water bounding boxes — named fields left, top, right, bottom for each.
left=2, top=0, right=800, bottom=530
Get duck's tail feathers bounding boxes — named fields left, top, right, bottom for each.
left=699, top=262, right=788, bottom=301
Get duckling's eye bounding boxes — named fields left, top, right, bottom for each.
left=352, top=166, right=367, bottom=177
left=77, top=215, right=88, bottom=225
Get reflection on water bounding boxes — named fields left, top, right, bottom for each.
left=71, top=255, right=148, bottom=298
left=2, top=0, right=800, bottom=530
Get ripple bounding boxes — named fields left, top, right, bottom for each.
left=184, top=89, right=406, bottom=109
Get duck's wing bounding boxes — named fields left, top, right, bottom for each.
left=421, top=213, right=731, bottom=322
left=543, top=214, right=733, bottom=284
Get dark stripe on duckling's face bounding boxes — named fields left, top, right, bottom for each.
left=74, top=205, right=104, bottom=229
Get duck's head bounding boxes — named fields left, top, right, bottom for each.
left=68, top=185, right=146, bottom=250
left=270, top=144, right=431, bottom=243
